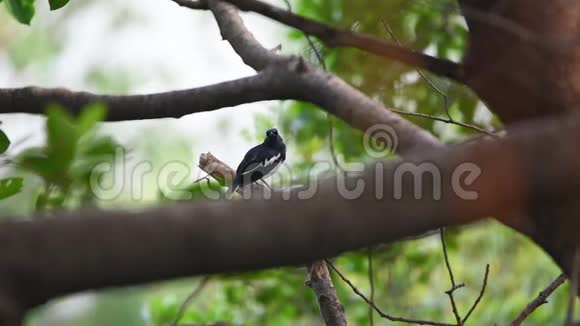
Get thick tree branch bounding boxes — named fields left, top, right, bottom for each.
left=0, top=112, right=578, bottom=313
left=219, top=0, right=463, bottom=81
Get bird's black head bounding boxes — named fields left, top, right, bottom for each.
left=264, top=128, right=284, bottom=148
left=266, top=128, right=279, bottom=138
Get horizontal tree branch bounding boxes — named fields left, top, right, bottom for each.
left=0, top=112, right=578, bottom=314
left=0, top=59, right=441, bottom=157
left=0, top=73, right=289, bottom=120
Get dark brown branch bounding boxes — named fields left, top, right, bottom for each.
left=0, top=112, right=578, bottom=313
left=326, top=260, right=454, bottom=326
left=219, top=0, right=463, bottom=81
left=510, top=273, right=567, bottom=326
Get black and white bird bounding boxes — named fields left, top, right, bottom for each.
left=227, top=128, right=286, bottom=196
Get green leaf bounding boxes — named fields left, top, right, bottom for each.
left=0, top=129, right=10, bottom=154
left=76, top=102, right=106, bottom=136
left=46, top=105, right=78, bottom=174
left=0, top=177, right=23, bottom=200
left=4, top=0, right=35, bottom=25
left=48, top=0, right=69, bottom=10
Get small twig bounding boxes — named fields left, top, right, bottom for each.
left=510, top=273, right=567, bottom=326
left=381, top=20, right=453, bottom=121
left=170, top=276, right=210, bottom=326
left=368, top=247, right=375, bottom=326
left=440, top=228, right=463, bottom=325
left=327, top=116, right=346, bottom=172
left=193, top=173, right=211, bottom=184
left=565, top=248, right=580, bottom=326
left=440, top=229, right=456, bottom=286
left=390, top=108, right=497, bottom=138
left=326, top=259, right=454, bottom=326
left=380, top=20, right=497, bottom=139
left=462, top=264, right=490, bottom=324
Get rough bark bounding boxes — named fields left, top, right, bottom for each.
left=306, top=261, right=347, bottom=326
left=459, top=0, right=580, bottom=284
left=461, top=0, right=580, bottom=123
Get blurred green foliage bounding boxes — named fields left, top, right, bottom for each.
left=0, top=0, right=575, bottom=325
left=14, top=103, right=120, bottom=210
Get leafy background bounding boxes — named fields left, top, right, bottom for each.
left=0, top=0, right=576, bottom=325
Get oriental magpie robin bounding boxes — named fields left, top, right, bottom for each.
left=227, top=128, right=286, bottom=196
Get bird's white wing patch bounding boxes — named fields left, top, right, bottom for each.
left=263, top=153, right=281, bottom=167
left=241, top=153, right=281, bottom=175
